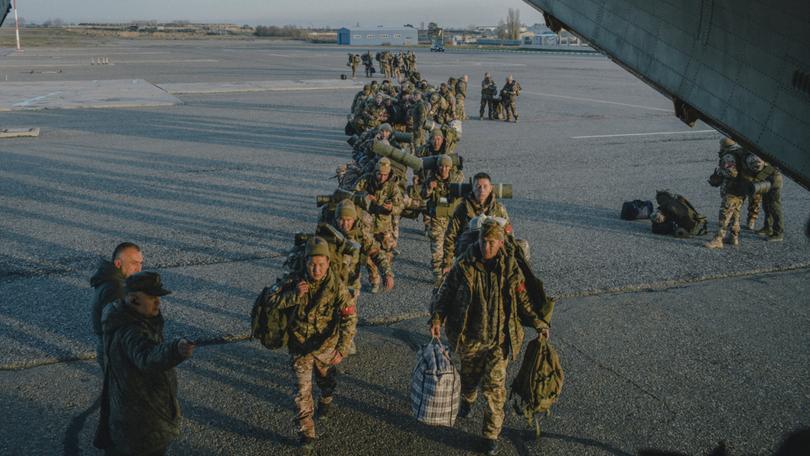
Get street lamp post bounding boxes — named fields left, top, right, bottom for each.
left=13, top=0, right=21, bottom=52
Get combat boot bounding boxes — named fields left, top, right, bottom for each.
left=746, top=216, right=757, bottom=231
left=299, top=434, right=316, bottom=451
left=317, top=398, right=333, bottom=419
left=755, top=228, right=772, bottom=238
left=767, top=233, right=784, bottom=242
left=704, top=235, right=724, bottom=249
left=728, top=234, right=740, bottom=247
left=370, top=281, right=381, bottom=294
left=484, top=438, right=500, bottom=455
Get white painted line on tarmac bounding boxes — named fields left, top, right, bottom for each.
left=524, top=90, right=671, bottom=112
left=13, top=92, right=62, bottom=108
left=572, top=129, right=716, bottom=139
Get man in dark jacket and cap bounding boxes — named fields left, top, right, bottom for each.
left=95, top=271, right=194, bottom=456
left=90, top=242, right=143, bottom=369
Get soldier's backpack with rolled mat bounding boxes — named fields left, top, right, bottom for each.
left=509, top=336, right=564, bottom=438
left=655, top=190, right=707, bottom=237
left=620, top=200, right=654, bottom=220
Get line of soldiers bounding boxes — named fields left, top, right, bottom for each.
left=480, top=72, right=522, bottom=122
left=348, top=49, right=418, bottom=81
left=277, top=74, right=552, bottom=454
left=705, top=137, right=784, bottom=248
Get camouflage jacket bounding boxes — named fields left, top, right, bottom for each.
left=336, top=218, right=394, bottom=288
left=501, top=81, right=522, bottom=100
left=90, top=260, right=125, bottom=336
left=443, top=194, right=509, bottom=268
left=353, top=173, right=404, bottom=233
left=276, top=269, right=358, bottom=356
left=456, top=79, right=468, bottom=98
left=481, top=79, right=496, bottom=98
left=431, top=243, right=550, bottom=359
left=422, top=169, right=465, bottom=213
left=99, top=301, right=187, bottom=454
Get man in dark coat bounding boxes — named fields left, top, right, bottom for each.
left=95, top=272, right=194, bottom=456
left=90, top=242, right=143, bottom=369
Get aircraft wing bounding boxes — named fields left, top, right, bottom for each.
left=1, top=0, right=10, bottom=28
left=523, top=0, right=810, bottom=190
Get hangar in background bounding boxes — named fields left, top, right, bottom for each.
left=337, top=26, right=418, bottom=46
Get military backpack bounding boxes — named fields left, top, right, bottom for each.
left=250, top=280, right=294, bottom=349
left=509, top=336, right=564, bottom=438
left=654, top=190, right=708, bottom=237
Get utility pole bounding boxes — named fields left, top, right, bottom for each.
left=13, top=0, right=21, bottom=52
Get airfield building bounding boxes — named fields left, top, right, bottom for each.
left=337, top=26, right=418, bottom=46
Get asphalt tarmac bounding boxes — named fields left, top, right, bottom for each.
left=0, top=40, right=808, bottom=455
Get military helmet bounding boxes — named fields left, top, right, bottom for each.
left=438, top=154, right=453, bottom=167
left=430, top=128, right=444, bottom=139
left=378, top=123, right=393, bottom=133
left=376, top=157, right=392, bottom=174
left=336, top=200, right=357, bottom=220
left=370, top=80, right=379, bottom=88
left=430, top=93, right=440, bottom=103
left=720, top=137, right=736, bottom=149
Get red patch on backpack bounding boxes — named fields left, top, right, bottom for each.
left=516, top=282, right=526, bottom=294
left=341, top=305, right=356, bottom=316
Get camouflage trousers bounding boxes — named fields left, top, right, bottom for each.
left=479, top=98, right=494, bottom=118
left=459, top=346, right=509, bottom=440
left=716, top=189, right=745, bottom=238
left=428, top=217, right=450, bottom=285
left=746, top=193, right=762, bottom=227
left=502, top=98, right=518, bottom=121
left=456, top=95, right=466, bottom=120
left=291, top=350, right=337, bottom=438
left=367, top=231, right=395, bottom=285
left=350, top=66, right=357, bottom=78
left=761, top=182, right=784, bottom=235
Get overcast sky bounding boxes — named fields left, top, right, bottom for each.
left=12, top=0, right=546, bottom=28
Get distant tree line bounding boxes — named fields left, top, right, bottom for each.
left=254, top=25, right=311, bottom=39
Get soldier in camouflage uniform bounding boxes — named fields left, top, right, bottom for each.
left=353, top=157, right=403, bottom=293
left=741, top=153, right=785, bottom=241
left=416, top=128, right=449, bottom=158
left=430, top=220, right=551, bottom=455
left=500, top=75, right=522, bottom=122
left=456, top=75, right=469, bottom=120
left=422, top=154, right=465, bottom=286
left=333, top=200, right=394, bottom=296
left=480, top=73, right=497, bottom=120
left=90, top=242, right=143, bottom=369
left=409, top=92, right=429, bottom=149
left=348, top=53, right=361, bottom=79
left=706, top=138, right=747, bottom=248
left=443, top=172, right=510, bottom=273
left=354, top=93, right=388, bottom=133
left=274, top=237, right=358, bottom=449
left=95, top=272, right=194, bottom=456
left=363, top=51, right=375, bottom=78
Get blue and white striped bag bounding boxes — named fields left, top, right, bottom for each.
left=410, top=339, right=460, bottom=426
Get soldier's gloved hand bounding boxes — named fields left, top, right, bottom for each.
left=430, top=322, right=442, bottom=339
left=442, top=266, right=451, bottom=275
left=538, top=327, right=550, bottom=340
left=385, top=275, right=395, bottom=290
left=382, top=202, right=393, bottom=212
left=296, top=281, right=309, bottom=297
left=177, top=339, right=195, bottom=358
left=428, top=180, right=438, bottom=190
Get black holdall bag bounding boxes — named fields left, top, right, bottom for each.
left=620, top=200, right=654, bottom=220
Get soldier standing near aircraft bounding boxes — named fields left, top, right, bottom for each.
left=422, top=154, right=464, bottom=287
left=480, top=73, right=497, bottom=120
left=501, top=75, right=522, bottom=122
left=705, top=138, right=747, bottom=248
left=456, top=75, right=469, bottom=120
